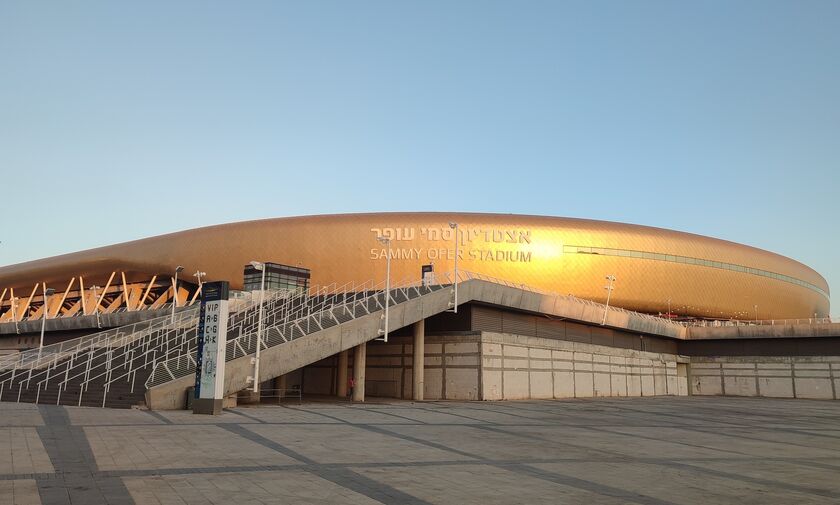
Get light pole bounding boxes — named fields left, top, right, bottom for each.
left=249, top=261, right=266, bottom=393
left=38, top=287, right=55, bottom=358
left=448, top=222, right=459, bottom=313
left=172, top=266, right=184, bottom=323
left=754, top=304, right=758, bottom=324
left=377, top=236, right=391, bottom=343
left=91, top=285, right=102, bottom=329
left=602, top=275, right=616, bottom=326
left=667, top=298, right=672, bottom=319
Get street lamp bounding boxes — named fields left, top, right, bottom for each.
left=91, top=285, right=102, bottom=329
left=172, top=266, right=184, bottom=323
left=377, top=236, right=391, bottom=343
left=601, top=275, right=616, bottom=326
left=754, top=304, right=758, bottom=324
left=38, top=287, right=55, bottom=358
left=249, top=261, right=266, bottom=393
left=448, top=222, right=459, bottom=313
left=667, top=298, right=672, bottom=319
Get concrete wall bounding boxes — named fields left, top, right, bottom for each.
left=480, top=332, right=687, bottom=400
left=690, top=356, right=840, bottom=400
left=365, top=334, right=482, bottom=400
left=687, top=322, right=840, bottom=340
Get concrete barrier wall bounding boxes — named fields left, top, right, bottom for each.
left=479, top=332, right=687, bottom=400
left=687, top=322, right=840, bottom=340
left=365, top=334, right=482, bottom=400
left=690, top=356, right=840, bottom=400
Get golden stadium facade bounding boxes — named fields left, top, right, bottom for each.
left=0, top=212, right=830, bottom=321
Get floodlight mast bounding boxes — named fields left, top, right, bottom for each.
left=249, top=261, right=266, bottom=393
left=376, top=236, right=391, bottom=343
left=602, top=275, right=616, bottom=325
left=38, top=286, right=55, bottom=359
left=448, top=222, right=459, bottom=313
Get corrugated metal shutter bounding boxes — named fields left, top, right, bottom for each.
left=536, top=318, right=565, bottom=339
left=565, top=322, right=592, bottom=343
left=502, top=312, right=537, bottom=337
left=472, top=305, right=503, bottom=332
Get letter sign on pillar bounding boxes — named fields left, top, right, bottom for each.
left=193, top=281, right=230, bottom=415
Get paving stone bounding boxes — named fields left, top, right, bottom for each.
left=0, top=397, right=836, bottom=505
left=0, top=479, right=41, bottom=505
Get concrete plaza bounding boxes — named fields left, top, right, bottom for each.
left=0, top=397, right=839, bottom=504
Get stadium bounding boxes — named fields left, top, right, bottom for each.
left=0, top=212, right=830, bottom=322
left=0, top=212, right=836, bottom=409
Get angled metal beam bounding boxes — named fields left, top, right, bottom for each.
left=103, top=292, right=125, bottom=314
left=149, top=285, right=173, bottom=310
left=188, top=284, right=202, bottom=305
left=28, top=283, right=48, bottom=320
left=0, top=288, right=8, bottom=322
left=121, top=272, right=132, bottom=311
left=126, top=284, right=143, bottom=311
left=137, top=275, right=157, bottom=310
left=62, top=299, right=82, bottom=317
left=93, top=272, right=116, bottom=315
left=53, top=278, right=75, bottom=318
left=20, top=283, right=38, bottom=321
left=6, top=288, right=15, bottom=322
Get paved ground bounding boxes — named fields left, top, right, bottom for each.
left=0, top=397, right=839, bottom=504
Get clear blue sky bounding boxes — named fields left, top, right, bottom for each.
left=1, top=1, right=838, bottom=311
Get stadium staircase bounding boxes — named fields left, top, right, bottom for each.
left=0, top=271, right=682, bottom=409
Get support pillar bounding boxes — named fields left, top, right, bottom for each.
left=413, top=320, right=425, bottom=401
left=337, top=350, right=349, bottom=398
left=274, top=374, right=287, bottom=403
left=352, top=342, right=366, bottom=402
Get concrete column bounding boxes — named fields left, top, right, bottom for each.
left=274, top=374, right=287, bottom=403
left=352, top=342, right=366, bottom=402
left=337, top=350, right=349, bottom=398
left=413, top=320, right=425, bottom=401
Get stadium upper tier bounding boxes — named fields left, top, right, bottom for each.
left=0, top=213, right=830, bottom=320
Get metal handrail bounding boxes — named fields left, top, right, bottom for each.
left=0, top=290, right=267, bottom=405
left=144, top=274, right=436, bottom=388
left=144, top=269, right=694, bottom=389
left=684, top=317, right=839, bottom=328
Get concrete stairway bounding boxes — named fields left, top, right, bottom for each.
left=146, top=277, right=686, bottom=409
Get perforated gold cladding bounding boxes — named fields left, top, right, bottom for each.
left=0, top=213, right=829, bottom=319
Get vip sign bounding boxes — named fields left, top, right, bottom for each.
left=193, top=281, right=230, bottom=415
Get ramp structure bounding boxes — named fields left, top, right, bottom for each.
left=0, top=271, right=685, bottom=409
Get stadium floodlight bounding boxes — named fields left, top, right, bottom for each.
left=448, top=222, right=459, bottom=313
left=249, top=261, right=266, bottom=393
left=376, top=236, right=391, bottom=343
left=172, top=265, right=184, bottom=323
left=38, top=287, right=56, bottom=358
left=602, top=275, right=616, bottom=325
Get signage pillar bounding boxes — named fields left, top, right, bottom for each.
left=193, top=281, right=230, bottom=415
